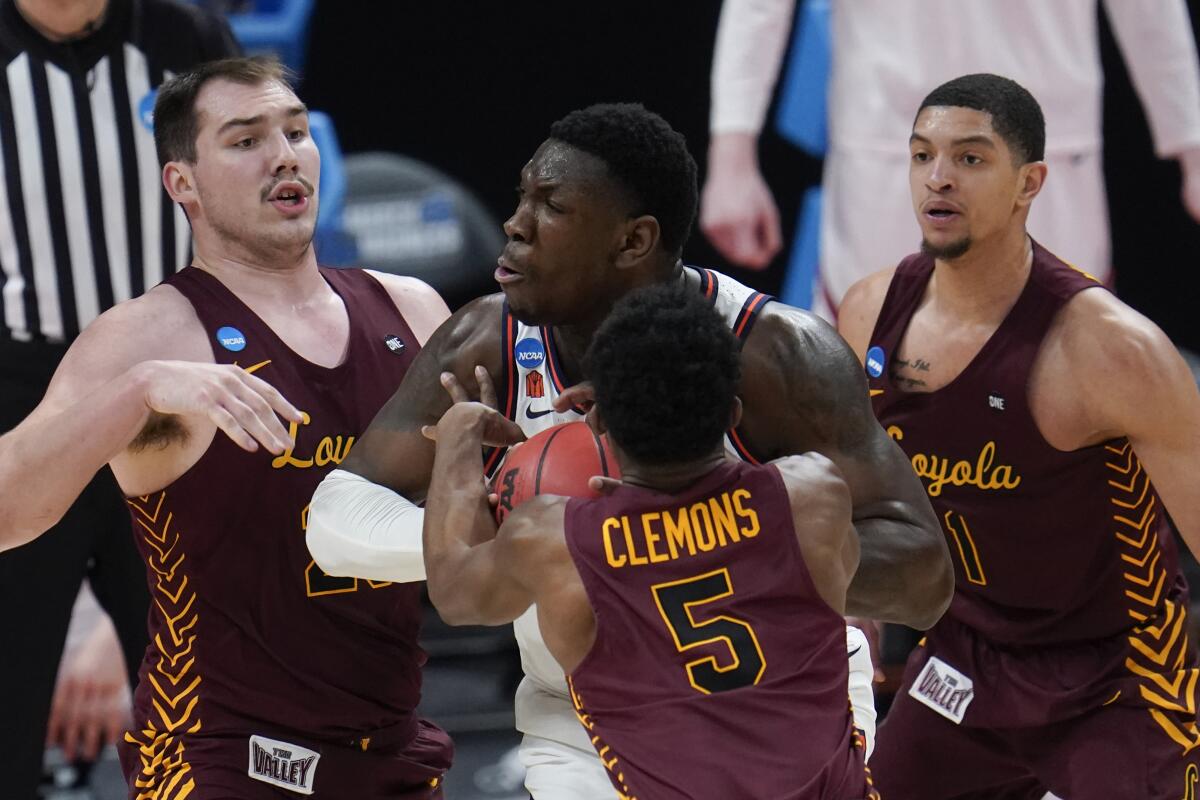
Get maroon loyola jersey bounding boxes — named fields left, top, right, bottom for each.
left=564, top=460, right=873, bottom=800
left=122, top=268, right=444, bottom=767
left=868, top=242, right=1198, bottom=733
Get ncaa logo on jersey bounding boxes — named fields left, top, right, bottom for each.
left=514, top=338, right=545, bottom=370
left=216, top=326, right=247, bottom=352
left=865, top=346, right=886, bottom=378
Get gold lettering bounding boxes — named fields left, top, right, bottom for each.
left=691, top=503, right=716, bottom=552
left=709, top=493, right=740, bottom=545
left=272, top=413, right=314, bottom=469
left=663, top=508, right=695, bottom=559
left=602, top=518, right=626, bottom=568
left=271, top=413, right=357, bottom=471
left=907, top=439, right=1022, bottom=497
left=731, top=489, right=760, bottom=538
left=641, top=512, right=669, bottom=563
left=887, top=424, right=904, bottom=441
left=622, top=517, right=649, bottom=566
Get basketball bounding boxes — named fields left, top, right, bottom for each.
left=490, top=422, right=620, bottom=524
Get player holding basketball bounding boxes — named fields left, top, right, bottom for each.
left=0, top=57, right=453, bottom=797
left=307, top=102, right=952, bottom=796
left=421, top=283, right=878, bottom=799
left=837, top=73, right=1200, bottom=799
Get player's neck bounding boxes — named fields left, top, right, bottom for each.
left=191, top=244, right=327, bottom=309
left=618, top=451, right=728, bottom=495
left=15, top=0, right=109, bottom=42
left=929, top=230, right=1032, bottom=323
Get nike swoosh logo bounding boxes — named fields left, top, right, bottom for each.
left=525, top=407, right=554, bottom=419
left=869, top=389, right=884, bottom=397
left=848, top=645, right=863, bottom=658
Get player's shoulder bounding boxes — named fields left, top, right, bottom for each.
left=362, top=270, right=451, bottom=346
left=772, top=452, right=849, bottom=502
left=74, top=283, right=206, bottom=362
left=1053, top=287, right=1177, bottom=381
left=418, top=292, right=507, bottom=375
left=838, top=267, right=898, bottom=360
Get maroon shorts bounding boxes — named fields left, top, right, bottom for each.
left=118, top=718, right=453, bottom=799
left=872, top=643, right=1200, bottom=799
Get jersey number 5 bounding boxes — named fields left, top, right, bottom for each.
left=652, top=568, right=766, bottom=694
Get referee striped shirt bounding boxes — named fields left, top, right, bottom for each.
left=0, top=0, right=237, bottom=343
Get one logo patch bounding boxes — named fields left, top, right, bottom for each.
left=909, top=656, right=975, bottom=724
left=138, top=89, right=157, bottom=133
left=248, top=735, right=319, bottom=795
left=216, top=326, right=247, bottom=352
left=525, top=371, right=545, bottom=399
left=988, top=392, right=1006, bottom=412
left=514, top=337, right=545, bottom=370
left=384, top=334, right=406, bottom=353
left=865, top=346, right=886, bottom=378
left=524, top=406, right=553, bottom=420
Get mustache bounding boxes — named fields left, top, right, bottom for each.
left=261, top=176, right=315, bottom=202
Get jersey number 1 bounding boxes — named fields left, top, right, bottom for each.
left=652, top=568, right=766, bottom=694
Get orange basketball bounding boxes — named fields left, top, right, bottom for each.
left=491, top=422, right=620, bottom=524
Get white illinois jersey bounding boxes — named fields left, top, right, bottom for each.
left=490, top=266, right=774, bottom=748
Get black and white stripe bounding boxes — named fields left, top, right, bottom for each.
left=0, top=49, right=190, bottom=341
left=0, top=0, right=237, bottom=343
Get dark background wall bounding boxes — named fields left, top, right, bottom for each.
left=300, top=1, right=1200, bottom=352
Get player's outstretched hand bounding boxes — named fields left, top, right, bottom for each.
left=135, top=360, right=303, bottom=454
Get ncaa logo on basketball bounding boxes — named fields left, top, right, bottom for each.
left=514, top=338, right=545, bottom=370
left=865, top=346, right=886, bottom=378
left=216, top=326, right=247, bottom=352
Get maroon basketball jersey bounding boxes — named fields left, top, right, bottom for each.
left=564, top=460, right=873, bottom=800
left=123, top=268, right=447, bottom=770
left=868, top=243, right=1196, bottom=726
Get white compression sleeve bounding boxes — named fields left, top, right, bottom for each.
left=305, top=468, right=427, bottom=583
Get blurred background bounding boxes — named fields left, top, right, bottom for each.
left=32, top=0, right=1200, bottom=797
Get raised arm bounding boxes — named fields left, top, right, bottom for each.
left=0, top=292, right=300, bottom=551
left=305, top=295, right=503, bottom=581
left=739, top=304, right=953, bottom=628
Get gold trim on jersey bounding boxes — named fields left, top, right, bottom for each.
left=124, top=492, right=203, bottom=799
left=568, top=676, right=638, bottom=800
left=1108, top=442, right=1200, bottom=753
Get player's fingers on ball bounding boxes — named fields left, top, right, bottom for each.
left=475, top=365, right=498, bottom=409
left=209, top=406, right=258, bottom=452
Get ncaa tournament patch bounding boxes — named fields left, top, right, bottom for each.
left=513, top=337, right=545, bottom=370
left=908, top=656, right=975, bottom=724
left=248, top=735, right=319, bottom=794
left=865, top=346, right=886, bottom=378
left=215, top=326, right=246, bottom=352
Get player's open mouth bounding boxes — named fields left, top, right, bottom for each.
left=266, top=181, right=310, bottom=216
left=923, top=201, right=962, bottom=225
left=495, top=256, right=524, bottom=284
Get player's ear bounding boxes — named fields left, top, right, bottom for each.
left=163, top=161, right=198, bottom=207
left=1015, top=160, right=1047, bottom=209
left=728, top=396, right=743, bottom=430
left=615, top=215, right=660, bottom=270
